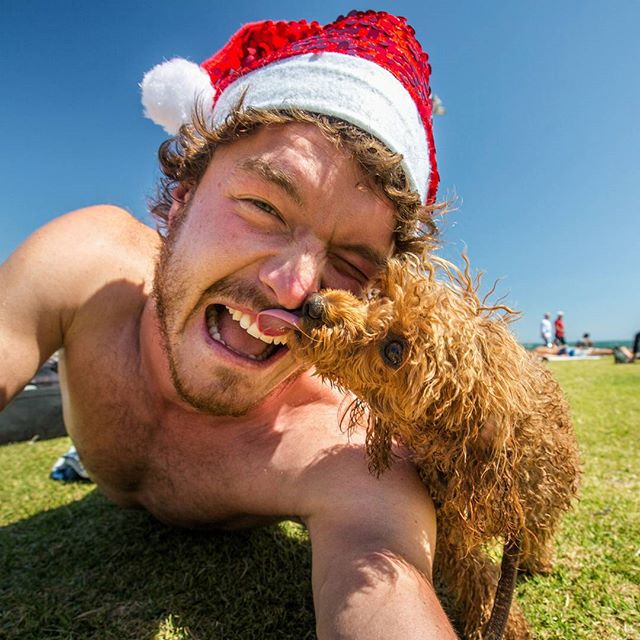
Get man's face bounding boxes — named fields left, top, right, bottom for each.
left=153, top=122, right=396, bottom=415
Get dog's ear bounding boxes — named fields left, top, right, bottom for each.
left=343, top=397, right=368, bottom=434
left=387, top=252, right=423, bottom=278
left=343, top=399, right=397, bottom=475
left=373, top=253, right=421, bottom=302
left=365, top=414, right=398, bottom=476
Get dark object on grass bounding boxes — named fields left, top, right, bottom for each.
left=613, top=346, right=635, bottom=364
left=0, top=359, right=66, bottom=444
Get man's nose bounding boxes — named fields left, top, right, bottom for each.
left=259, top=250, right=322, bottom=310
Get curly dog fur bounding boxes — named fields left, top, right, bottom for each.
left=289, top=253, right=581, bottom=639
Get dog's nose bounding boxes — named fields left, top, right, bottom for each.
left=302, top=293, right=326, bottom=323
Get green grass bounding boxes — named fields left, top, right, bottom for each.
left=517, top=360, right=640, bottom=639
left=1, top=359, right=638, bottom=639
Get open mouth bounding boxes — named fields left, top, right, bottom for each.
left=205, top=304, right=289, bottom=362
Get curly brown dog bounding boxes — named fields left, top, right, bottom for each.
left=275, top=253, right=581, bottom=639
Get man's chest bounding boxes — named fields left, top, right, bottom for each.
left=57, top=339, right=327, bottom=527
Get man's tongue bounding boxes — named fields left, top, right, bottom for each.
left=217, top=308, right=269, bottom=357
left=256, top=309, right=301, bottom=334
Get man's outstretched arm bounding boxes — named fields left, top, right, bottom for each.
left=305, top=452, right=457, bottom=639
left=0, top=205, right=148, bottom=409
left=0, top=218, right=69, bottom=408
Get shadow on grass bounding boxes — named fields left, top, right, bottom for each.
left=0, top=489, right=315, bottom=639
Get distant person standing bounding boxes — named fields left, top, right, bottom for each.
left=554, top=311, right=566, bottom=346
left=540, top=312, right=553, bottom=347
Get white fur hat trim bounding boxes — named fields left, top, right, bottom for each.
left=213, top=52, right=430, bottom=202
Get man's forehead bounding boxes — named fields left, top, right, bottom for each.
left=223, top=125, right=395, bottom=261
left=233, top=122, right=346, bottom=166
left=230, top=123, right=381, bottom=199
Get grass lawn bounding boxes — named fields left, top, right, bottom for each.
left=1, top=359, right=638, bottom=639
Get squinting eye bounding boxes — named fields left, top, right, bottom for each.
left=249, top=199, right=279, bottom=216
left=380, top=338, right=406, bottom=369
left=326, top=254, right=369, bottom=288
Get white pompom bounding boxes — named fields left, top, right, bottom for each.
left=140, top=58, right=215, bottom=134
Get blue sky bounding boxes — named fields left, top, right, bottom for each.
left=2, top=1, right=638, bottom=342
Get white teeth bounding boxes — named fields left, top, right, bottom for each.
left=246, top=321, right=268, bottom=341
left=224, top=306, right=289, bottom=346
left=205, top=305, right=289, bottom=361
left=207, top=313, right=226, bottom=345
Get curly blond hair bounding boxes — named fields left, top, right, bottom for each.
left=149, top=105, right=443, bottom=255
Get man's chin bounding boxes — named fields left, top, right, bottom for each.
left=169, top=367, right=256, bottom=416
left=169, top=359, right=305, bottom=417
left=178, top=389, right=256, bottom=417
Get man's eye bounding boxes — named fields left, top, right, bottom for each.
left=235, top=197, right=282, bottom=219
left=330, top=255, right=368, bottom=283
left=323, top=255, right=370, bottom=293
left=248, top=199, right=279, bottom=216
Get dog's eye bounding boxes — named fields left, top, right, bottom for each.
left=380, top=338, right=406, bottom=369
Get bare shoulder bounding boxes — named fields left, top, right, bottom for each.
left=30, top=204, right=157, bottom=274
left=24, top=203, right=153, bottom=241
left=12, top=205, right=158, bottom=309
left=0, top=205, right=159, bottom=403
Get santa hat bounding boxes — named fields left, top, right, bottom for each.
left=141, top=10, right=439, bottom=204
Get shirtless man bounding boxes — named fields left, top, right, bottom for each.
left=0, top=12, right=456, bottom=639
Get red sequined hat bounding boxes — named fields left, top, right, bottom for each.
left=141, top=10, right=439, bottom=203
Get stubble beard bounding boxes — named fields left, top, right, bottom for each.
left=151, top=209, right=302, bottom=416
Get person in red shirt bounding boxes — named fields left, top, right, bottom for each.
left=554, top=311, right=566, bottom=345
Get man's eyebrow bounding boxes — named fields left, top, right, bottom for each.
left=237, top=157, right=304, bottom=206
left=238, top=157, right=388, bottom=267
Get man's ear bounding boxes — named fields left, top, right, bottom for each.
left=167, top=182, right=193, bottom=224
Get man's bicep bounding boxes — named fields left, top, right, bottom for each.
left=0, top=221, right=74, bottom=407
